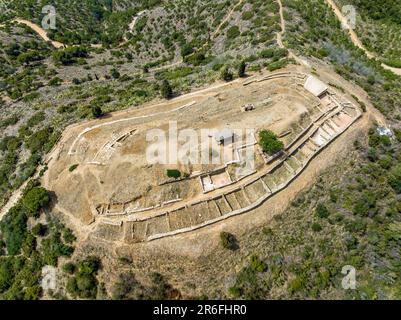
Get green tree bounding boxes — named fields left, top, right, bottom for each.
left=389, top=164, right=401, bottom=193
left=166, top=169, right=181, bottom=179
left=161, top=80, right=173, bottom=99
left=110, top=68, right=120, bottom=79
left=220, top=232, right=237, bottom=250
left=22, top=187, right=50, bottom=214
left=316, top=203, right=330, bottom=218
left=238, top=61, right=246, bottom=77
left=91, top=105, right=103, bottom=118
left=258, top=130, right=284, bottom=155
left=220, top=66, right=233, bottom=81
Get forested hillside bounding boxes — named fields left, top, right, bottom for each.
left=334, top=0, right=401, bottom=67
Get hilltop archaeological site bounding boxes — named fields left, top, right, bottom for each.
left=42, top=65, right=368, bottom=248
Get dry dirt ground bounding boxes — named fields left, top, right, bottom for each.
left=39, top=60, right=387, bottom=297
left=45, top=68, right=319, bottom=228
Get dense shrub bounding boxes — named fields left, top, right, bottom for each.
left=249, top=255, right=267, bottom=272
left=69, top=164, right=79, bottom=172
left=161, top=80, right=173, bottom=99
left=52, top=46, right=88, bottom=65
left=226, top=26, right=240, bottom=39
left=22, top=187, right=50, bottom=214
left=389, top=164, right=401, bottom=193
left=220, top=232, right=238, bottom=250
left=238, top=61, right=246, bottom=77
left=220, top=66, right=233, bottom=81
left=316, top=203, right=330, bottom=218
left=258, top=130, right=284, bottom=155
left=66, top=256, right=101, bottom=299
left=166, top=169, right=181, bottom=179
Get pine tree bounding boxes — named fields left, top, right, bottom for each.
left=238, top=60, right=246, bottom=77
left=161, top=80, right=173, bottom=99
left=220, top=66, right=233, bottom=81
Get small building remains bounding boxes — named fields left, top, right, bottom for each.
left=377, top=126, right=393, bottom=138
left=241, top=103, right=255, bottom=112
left=214, top=128, right=235, bottom=145
left=304, top=75, right=328, bottom=99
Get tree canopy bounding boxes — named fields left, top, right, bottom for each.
left=258, top=130, right=284, bottom=155
left=22, top=187, right=50, bottom=214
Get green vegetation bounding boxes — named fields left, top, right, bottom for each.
left=258, top=130, right=284, bottom=155
left=166, top=169, right=181, bottom=179
left=238, top=61, right=246, bottom=77
left=335, top=0, right=401, bottom=64
left=1, top=0, right=400, bottom=300
left=66, top=256, right=101, bottom=299
left=229, top=125, right=401, bottom=299
left=220, top=66, right=233, bottom=82
left=91, top=105, right=103, bottom=118
left=220, top=232, right=238, bottom=250
left=111, top=272, right=177, bottom=300
left=22, top=187, right=50, bottom=214
left=315, top=203, right=330, bottom=218
left=110, top=68, right=121, bottom=79
left=161, top=80, right=173, bottom=99
left=226, top=26, right=240, bottom=39
left=69, top=164, right=79, bottom=172
left=0, top=182, right=74, bottom=299
left=52, top=46, right=89, bottom=65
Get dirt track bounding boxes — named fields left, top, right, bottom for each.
left=325, top=0, right=401, bottom=76
left=277, top=0, right=309, bottom=67
left=13, top=18, right=65, bottom=48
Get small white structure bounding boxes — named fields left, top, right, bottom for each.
left=214, top=129, right=235, bottom=145
left=377, top=126, right=393, bottom=137
left=304, top=75, right=328, bottom=98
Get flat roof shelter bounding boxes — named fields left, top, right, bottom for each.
left=304, top=75, right=328, bottom=98
left=214, top=129, right=234, bottom=145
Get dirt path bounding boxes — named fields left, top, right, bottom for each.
left=13, top=18, right=102, bottom=49
left=325, top=0, right=401, bottom=76
left=0, top=165, right=44, bottom=221
left=277, top=0, right=310, bottom=67
left=150, top=0, right=245, bottom=72
left=211, top=0, right=244, bottom=42
left=13, top=18, right=65, bottom=48
left=122, top=10, right=147, bottom=43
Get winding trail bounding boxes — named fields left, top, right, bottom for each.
left=150, top=0, right=245, bottom=72
left=209, top=0, right=245, bottom=43
left=324, top=0, right=401, bottom=76
left=13, top=18, right=65, bottom=48
left=12, top=18, right=102, bottom=49
left=0, top=165, right=44, bottom=221
left=277, top=0, right=310, bottom=67
left=122, top=10, right=147, bottom=43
